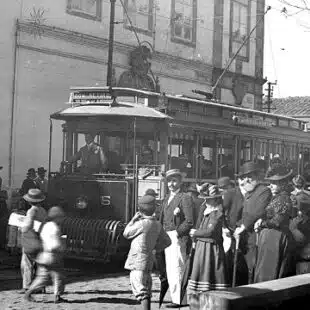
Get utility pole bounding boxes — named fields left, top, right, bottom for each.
left=107, top=0, right=116, bottom=87
left=265, top=80, right=277, bottom=113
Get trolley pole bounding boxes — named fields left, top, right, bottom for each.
left=265, top=81, right=277, bottom=113
left=107, top=0, right=116, bottom=87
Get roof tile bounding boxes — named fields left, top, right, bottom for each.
left=272, top=97, right=310, bottom=116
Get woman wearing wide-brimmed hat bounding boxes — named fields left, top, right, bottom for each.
left=187, top=184, right=228, bottom=307
left=253, top=164, right=294, bottom=283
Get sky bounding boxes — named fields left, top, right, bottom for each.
left=264, top=0, right=310, bottom=98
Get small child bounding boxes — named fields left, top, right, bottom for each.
left=24, top=206, right=66, bottom=303
left=123, top=195, right=171, bottom=310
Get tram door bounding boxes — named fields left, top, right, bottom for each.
left=238, top=137, right=254, bottom=177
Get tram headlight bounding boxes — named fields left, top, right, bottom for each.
left=76, top=195, right=88, bottom=209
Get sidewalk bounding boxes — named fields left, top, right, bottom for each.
left=1, top=271, right=190, bottom=310
left=0, top=249, right=190, bottom=310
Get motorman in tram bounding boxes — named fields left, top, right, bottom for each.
left=63, top=132, right=107, bottom=174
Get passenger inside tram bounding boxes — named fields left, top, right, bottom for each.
left=139, top=144, right=154, bottom=165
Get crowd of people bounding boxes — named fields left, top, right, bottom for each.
left=4, top=158, right=310, bottom=309
left=123, top=162, right=310, bottom=309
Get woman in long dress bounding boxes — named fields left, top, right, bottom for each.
left=254, top=164, right=294, bottom=283
left=188, top=184, right=228, bottom=308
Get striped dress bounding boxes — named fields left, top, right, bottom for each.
left=188, top=204, right=228, bottom=293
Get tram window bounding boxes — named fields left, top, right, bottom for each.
left=169, top=138, right=194, bottom=178
left=302, top=148, right=310, bottom=181
left=240, top=140, right=253, bottom=163
left=284, top=143, right=298, bottom=174
left=125, top=137, right=159, bottom=167
left=255, top=140, right=269, bottom=173
left=200, top=138, right=216, bottom=180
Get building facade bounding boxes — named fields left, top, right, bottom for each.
left=1, top=0, right=265, bottom=188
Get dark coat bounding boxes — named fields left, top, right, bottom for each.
left=290, top=215, right=310, bottom=261
left=254, top=191, right=294, bottom=283
left=239, top=183, right=272, bottom=283
left=19, top=178, right=39, bottom=196
left=226, top=187, right=244, bottom=230
left=159, top=191, right=194, bottom=238
left=241, top=184, right=272, bottom=232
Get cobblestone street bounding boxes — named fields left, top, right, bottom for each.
left=0, top=251, right=189, bottom=310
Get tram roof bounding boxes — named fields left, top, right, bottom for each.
left=50, top=101, right=170, bottom=120
left=165, top=94, right=307, bottom=124
left=52, top=87, right=306, bottom=125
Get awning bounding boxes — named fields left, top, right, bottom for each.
left=51, top=102, right=171, bottom=121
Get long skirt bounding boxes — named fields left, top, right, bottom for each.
left=188, top=240, right=228, bottom=293
left=254, top=228, right=292, bottom=283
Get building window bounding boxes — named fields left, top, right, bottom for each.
left=230, top=0, right=250, bottom=61
left=171, top=0, right=197, bottom=47
left=67, top=0, right=102, bottom=21
left=124, top=0, right=154, bottom=36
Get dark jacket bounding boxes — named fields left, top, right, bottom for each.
left=19, top=178, right=39, bottom=196
left=242, top=183, right=272, bottom=232
left=195, top=204, right=224, bottom=244
left=240, top=183, right=272, bottom=256
left=290, top=215, right=310, bottom=260
left=227, top=187, right=244, bottom=230
left=261, top=191, right=292, bottom=231
left=159, top=191, right=194, bottom=238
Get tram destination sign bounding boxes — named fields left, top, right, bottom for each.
left=233, top=113, right=273, bottom=129
left=70, top=91, right=113, bottom=104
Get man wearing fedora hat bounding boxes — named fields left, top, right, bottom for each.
left=20, top=189, right=47, bottom=293
left=19, top=168, right=41, bottom=212
left=233, top=161, right=272, bottom=284
left=159, top=169, right=194, bottom=308
left=19, top=168, right=39, bottom=196
left=35, top=167, right=48, bottom=195
left=186, top=183, right=204, bottom=226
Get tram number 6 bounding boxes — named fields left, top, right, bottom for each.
left=100, top=195, right=111, bottom=207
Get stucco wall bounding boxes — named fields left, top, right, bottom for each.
left=0, top=0, right=264, bottom=188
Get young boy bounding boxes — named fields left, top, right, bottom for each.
left=24, top=206, right=66, bottom=303
left=124, top=194, right=171, bottom=310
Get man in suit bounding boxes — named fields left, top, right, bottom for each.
left=65, top=133, right=107, bottom=174
left=35, top=167, right=48, bottom=195
left=159, top=169, right=194, bottom=308
left=233, top=161, right=272, bottom=284
left=19, top=169, right=39, bottom=196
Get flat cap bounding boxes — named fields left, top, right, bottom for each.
left=138, top=195, right=156, bottom=205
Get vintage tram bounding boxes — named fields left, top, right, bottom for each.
left=47, top=86, right=310, bottom=262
